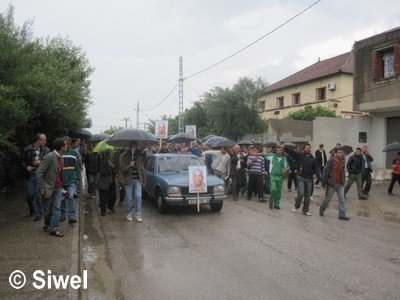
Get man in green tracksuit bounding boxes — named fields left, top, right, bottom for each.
left=268, top=145, right=289, bottom=209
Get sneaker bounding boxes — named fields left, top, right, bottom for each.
left=358, top=195, right=368, bottom=200
left=259, top=198, right=266, bottom=202
left=292, top=208, right=297, bottom=213
left=303, top=212, right=312, bottom=216
left=319, top=210, right=324, bottom=217
left=339, top=216, right=350, bottom=221
left=135, top=215, right=142, bottom=223
left=269, top=201, right=274, bottom=209
left=274, top=205, right=280, bottom=209
left=127, top=213, right=133, bottom=221
left=68, top=218, right=77, bottom=224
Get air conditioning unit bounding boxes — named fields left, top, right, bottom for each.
left=327, top=83, right=336, bottom=90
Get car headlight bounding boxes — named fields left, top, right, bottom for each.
left=167, top=186, right=181, bottom=196
left=213, top=185, right=225, bottom=196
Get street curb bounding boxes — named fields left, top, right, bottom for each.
left=67, top=194, right=84, bottom=299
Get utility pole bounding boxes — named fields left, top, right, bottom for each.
left=122, top=117, right=130, bottom=129
left=178, top=56, right=184, bottom=133
left=135, top=102, right=140, bottom=129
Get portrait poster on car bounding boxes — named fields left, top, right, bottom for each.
left=189, top=166, right=207, bottom=194
left=155, top=120, right=168, bottom=139
left=185, top=125, right=197, bottom=138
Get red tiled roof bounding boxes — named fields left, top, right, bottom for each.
left=266, top=51, right=353, bottom=93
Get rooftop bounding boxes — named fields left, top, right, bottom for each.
left=266, top=51, right=353, bottom=93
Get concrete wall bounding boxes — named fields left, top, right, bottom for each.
left=268, top=119, right=312, bottom=142
left=259, top=73, right=354, bottom=119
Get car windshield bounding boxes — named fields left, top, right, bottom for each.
left=158, top=156, right=201, bottom=172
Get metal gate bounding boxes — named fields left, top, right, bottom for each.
left=386, top=116, right=400, bottom=168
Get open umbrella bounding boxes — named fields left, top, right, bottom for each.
left=237, top=140, right=253, bottom=146
left=263, top=139, right=280, bottom=147
left=329, top=145, right=353, bottom=155
left=69, top=128, right=92, bottom=140
left=383, top=141, right=400, bottom=152
left=283, top=142, right=297, bottom=149
left=92, top=139, right=120, bottom=153
left=214, top=139, right=236, bottom=148
left=205, top=136, right=224, bottom=147
left=108, top=128, right=158, bottom=148
left=87, top=133, right=110, bottom=145
left=168, top=132, right=197, bottom=144
left=201, top=135, right=217, bottom=143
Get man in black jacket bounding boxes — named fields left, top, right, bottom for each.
left=21, top=133, right=50, bottom=221
left=284, top=144, right=318, bottom=216
left=361, top=146, right=373, bottom=196
left=344, top=148, right=367, bottom=200
left=228, top=145, right=247, bottom=201
left=314, top=144, right=327, bottom=187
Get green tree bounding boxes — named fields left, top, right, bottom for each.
left=286, top=105, right=338, bottom=121
left=0, top=5, right=93, bottom=185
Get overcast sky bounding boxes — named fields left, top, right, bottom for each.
left=2, top=0, right=399, bottom=133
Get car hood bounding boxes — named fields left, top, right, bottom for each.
left=157, top=171, right=224, bottom=186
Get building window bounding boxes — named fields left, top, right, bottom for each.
left=316, top=87, right=326, bottom=101
left=292, top=93, right=300, bottom=106
left=372, top=44, right=400, bottom=80
left=259, top=101, right=265, bottom=112
left=359, top=132, right=367, bottom=143
left=276, top=97, right=284, bottom=108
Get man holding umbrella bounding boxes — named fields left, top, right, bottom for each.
left=388, top=152, right=400, bottom=195
left=119, top=142, right=146, bottom=222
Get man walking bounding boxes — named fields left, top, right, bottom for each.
left=388, top=152, right=400, bottom=195
left=361, top=146, right=373, bottom=196
left=284, top=144, right=317, bottom=216
left=268, top=145, right=289, bottom=209
left=319, top=148, right=350, bottom=220
left=212, top=147, right=231, bottom=180
left=344, top=148, right=368, bottom=200
left=60, top=136, right=79, bottom=224
left=36, top=138, right=67, bottom=237
left=228, top=145, right=246, bottom=201
left=120, top=143, right=146, bottom=222
left=246, top=146, right=267, bottom=202
left=21, top=133, right=50, bottom=221
left=314, top=144, right=327, bottom=188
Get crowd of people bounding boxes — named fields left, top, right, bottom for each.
left=21, top=133, right=400, bottom=237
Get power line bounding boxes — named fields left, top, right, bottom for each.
left=184, top=81, right=202, bottom=97
left=141, top=81, right=179, bottom=111
left=183, top=0, right=323, bottom=80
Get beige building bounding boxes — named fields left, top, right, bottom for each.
left=259, top=52, right=356, bottom=119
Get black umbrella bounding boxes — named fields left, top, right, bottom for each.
left=283, top=142, right=297, bottom=149
left=201, top=135, right=217, bottom=143
left=383, top=141, right=400, bottom=152
left=108, top=128, right=158, bottom=148
left=329, top=145, right=353, bottom=155
left=214, top=139, right=236, bottom=148
left=263, top=139, right=280, bottom=147
left=87, top=133, right=110, bottom=145
left=237, top=140, right=253, bottom=146
left=168, top=132, right=197, bottom=144
left=69, top=128, right=92, bottom=140
left=205, top=136, right=224, bottom=146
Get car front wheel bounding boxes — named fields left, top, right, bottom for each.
left=156, top=193, right=167, bottom=214
left=210, top=201, right=223, bottom=212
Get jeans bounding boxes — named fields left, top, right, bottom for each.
left=315, top=166, right=323, bottom=185
left=287, top=171, right=298, bottom=190
left=344, top=173, right=364, bottom=198
left=61, top=183, right=76, bottom=219
left=295, top=176, right=313, bottom=213
left=24, top=172, right=43, bottom=217
left=361, top=171, right=372, bottom=195
left=42, top=188, right=62, bottom=230
left=319, top=184, right=346, bottom=218
left=125, top=180, right=142, bottom=216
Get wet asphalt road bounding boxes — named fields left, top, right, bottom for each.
left=83, top=187, right=400, bottom=300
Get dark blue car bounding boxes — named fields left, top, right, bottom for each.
left=143, top=153, right=226, bottom=214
